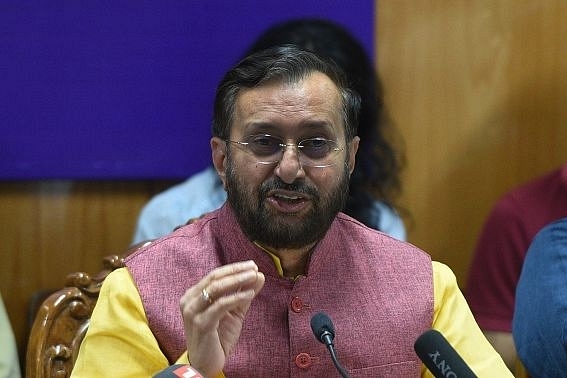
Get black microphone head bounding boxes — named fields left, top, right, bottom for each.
left=414, top=329, right=477, bottom=378
left=310, top=312, right=335, bottom=343
left=310, top=312, right=351, bottom=378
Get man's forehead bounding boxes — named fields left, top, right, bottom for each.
left=236, top=73, right=341, bottom=112
left=233, top=73, right=343, bottom=135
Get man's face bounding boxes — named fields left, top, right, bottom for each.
left=212, top=72, right=359, bottom=249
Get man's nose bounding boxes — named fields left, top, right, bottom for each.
left=274, top=146, right=305, bottom=183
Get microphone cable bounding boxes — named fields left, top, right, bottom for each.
left=310, top=312, right=351, bottom=378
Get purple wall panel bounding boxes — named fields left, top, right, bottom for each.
left=1, top=1, right=374, bottom=179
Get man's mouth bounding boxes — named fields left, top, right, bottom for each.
left=274, top=193, right=303, bottom=202
left=267, top=190, right=309, bottom=213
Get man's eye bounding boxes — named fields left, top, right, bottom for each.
left=301, top=138, right=328, bottom=148
left=249, top=135, right=280, bottom=155
left=300, top=138, right=330, bottom=158
left=253, top=136, right=276, bottom=146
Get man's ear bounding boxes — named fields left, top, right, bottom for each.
left=347, top=136, right=360, bottom=176
left=211, top=137, right=228, bottom=189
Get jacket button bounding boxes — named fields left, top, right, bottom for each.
left=295, top=352, right=312, bottom=369
left=290, top=296, right=303, bottom=313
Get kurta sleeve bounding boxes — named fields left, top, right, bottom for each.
left=71, top=268, right=169, bottom=377
left=424, top=261, right=513, bottom=377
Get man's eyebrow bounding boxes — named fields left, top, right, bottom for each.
left=243, top=122, right=277, bottom=134
left=243, top=120, right=338, bottom=136
left=297, top=120, right=341, bottom=138
left=300, top=120, right=334, bottom=130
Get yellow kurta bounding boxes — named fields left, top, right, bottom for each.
left=71, top=261, right=512, bottom=377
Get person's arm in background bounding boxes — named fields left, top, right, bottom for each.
left=131, top=198, right=178, bottom=244
left=513, top=217, right=567, bottom=377
left=0, top=292, right=21, bottom=378
left=372, top=201, right=407, bottom=241
left=429, top=262, right=512, bottom=377
left=464, top=196, right=528, bottom=370
left=132, top=167, right=227, bottom=245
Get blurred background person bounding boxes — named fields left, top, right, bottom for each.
left=513, top=217, right=567, bottom=377
left=131, top=17, right=406, bottom=245
left=465, top=162, right=567, bottom=370
left=0, top=292, right=21, bottom=378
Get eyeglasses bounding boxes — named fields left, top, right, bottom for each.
left=226, top=134, right=343, bottom=168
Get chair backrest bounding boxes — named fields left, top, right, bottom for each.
left=25, top=241, right=151, bottom=378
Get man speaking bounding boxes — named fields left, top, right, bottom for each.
left=72, top=46, right=510, bottom=377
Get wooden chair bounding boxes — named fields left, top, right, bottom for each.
left=25, top=241, right=151, bottom=378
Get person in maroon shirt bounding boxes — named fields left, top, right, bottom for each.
left=465, top=162, right=567, bottom=370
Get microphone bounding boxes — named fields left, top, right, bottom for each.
left=310, top=312, right=350, bottom=378
left=414, top=329, right=477, bottom=378
left=153, top=364, right=205, bottom=378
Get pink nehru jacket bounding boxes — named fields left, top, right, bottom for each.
left=125, top=204, right=433, bottom=377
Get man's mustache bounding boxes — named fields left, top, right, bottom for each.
left=259, top=177, right=319, bottom=198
